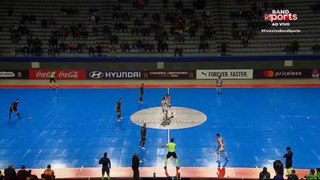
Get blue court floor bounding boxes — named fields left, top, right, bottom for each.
left=0, top=88, right=319, bottom=169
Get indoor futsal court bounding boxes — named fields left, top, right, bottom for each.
left=0, top=82, right=320, bottom=178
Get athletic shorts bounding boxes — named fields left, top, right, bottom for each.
left=50, top=78, right=56, bottom=83
left=9, top=107, right=17, bottom=112
left=217, top=147, right=225, bottom=153
left=286, top=162, right=292, bottom=169
left=166, top=152, right=178, bottom=159
left=102, top=168, right=110, bottom=175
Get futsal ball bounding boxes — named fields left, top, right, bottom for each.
left=29, top=116, right=32, bottom=120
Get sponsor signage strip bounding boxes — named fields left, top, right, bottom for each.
left=254, top=69, right=312, bottom=79
left=196, top=69, right=253, bottom=79
left=29, top=69, right=86, bottom=80
left=87, top=71, right=142, bottom=79
left=0, top=70, right=29, bottom=79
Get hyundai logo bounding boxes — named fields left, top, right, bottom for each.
left=89, top=71, right=104, bottom=78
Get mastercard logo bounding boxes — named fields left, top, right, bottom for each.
left=263, top=70, right=275, bottom=78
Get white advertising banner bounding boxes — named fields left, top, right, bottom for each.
left=196, top=69, right=253, bottom=79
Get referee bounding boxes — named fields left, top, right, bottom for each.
left=164, top=138, right=179, bottom=171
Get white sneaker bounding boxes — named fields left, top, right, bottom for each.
left=141, top=147, right=145, bottom=150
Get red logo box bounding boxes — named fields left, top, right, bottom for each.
left=29, top=69, right=87, bottom=80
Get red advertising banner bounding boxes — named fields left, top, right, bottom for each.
left=29, top=69, right=86, bottom=80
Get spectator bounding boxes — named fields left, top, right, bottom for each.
left=163, top=0, right=168, bottom=11
left=88, top=46, right=95, bottom=57
left=311, top=3, right=320, bottom=13
left=0, top=170, right=3, bottom=180
left=317, top=168, right=320, bottom=179
left=259, top=167, right=270, bottom=180
left=291, top=40, right=299, bottom=54
left=264, top=1, right=268, bottom=11
left=103, top=24, right=111, bottom=35
left=287, top=169, right=298, bottom=180
left=199, top=41, right=209, bottom=52
left=174, top=46, right=183, bottom=57
left=221, top=42, right=227, bottom=56
left=175, top=0, right=183, bottom=10
left=96, top=45, right=103, bottom=57
left=120, top=41, right=130, bottom=53
left=4, top=163, right=17, bottom=180
left=27, top=170, right=39, bottom=180
left=59, top=42, right=67, bottom=53
left=110, top=46, right=117, bottom=54
left=48, top=18, right=56, bottom=28
left=312, top=43, right=319, bottom=55
left=17, top=165, right=28, bottom=180
left=41, top=164, right=55, bottom=180
left=8, top=6, right=14, bottom=16
left=41, top=19, right=48, bottom=28
left=273, top=160, right=284, bottom=180
left=242, top=36, right=249, bottom=48
left=306, top=169, right=317, bottom=180
left=142, top=12, right=148, bottom=20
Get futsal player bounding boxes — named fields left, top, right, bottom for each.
left=99, top=152, right=111, bottom=180
left=161, top=97, right=167, bottom=113
left=138, top=83, right=144, bottom=104
left=164, top=138, right=180, bottom=171
left=49, top=70, right=58, bottom=89
left=216, top=74, right=223, bottom=94
left=139, top=123, right=147, bottom=150
left=9, top=99, right=22, bottom=119
left=165, top=93, right=171, bottom=108
left=116, top=98, right=123, bottom=121
left=216, top=133, right=228, bottom=163
left=283, top=147, right=293, bottom=175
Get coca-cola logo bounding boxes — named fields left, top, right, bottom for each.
left=36, top=71, right=50, bottom=78
left=58, top=71, right=79, bottom=79
left=30, top=69, right=86, bottom=80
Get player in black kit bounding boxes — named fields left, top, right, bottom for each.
left=116, top=98, right=123, bottom=121
left=9, top=99, right=22, bottom=119
left=99, top=152, right=111, bottom=180
left=139, top=123, right=147, bottom=150
left=138, top=83, right=144, bottom=104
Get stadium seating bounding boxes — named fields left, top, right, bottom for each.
left=0, top=0, right=319, bottom=57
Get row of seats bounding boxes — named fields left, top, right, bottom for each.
left=0, top=0, right=319, bottom=57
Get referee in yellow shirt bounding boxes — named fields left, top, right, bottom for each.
left=164, top=138, right=179, bottom=170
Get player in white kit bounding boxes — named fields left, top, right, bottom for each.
left=216, top=133, right=228, bottom=163
left=216, top=74, right=223, bottom=94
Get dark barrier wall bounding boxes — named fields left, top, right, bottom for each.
left=0, top=56, right=319, bottom=70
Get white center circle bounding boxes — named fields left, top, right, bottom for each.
left=130, top=107, right=207, bottom=129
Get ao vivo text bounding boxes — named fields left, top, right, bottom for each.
left=271, top=22, right=290, bottom=26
